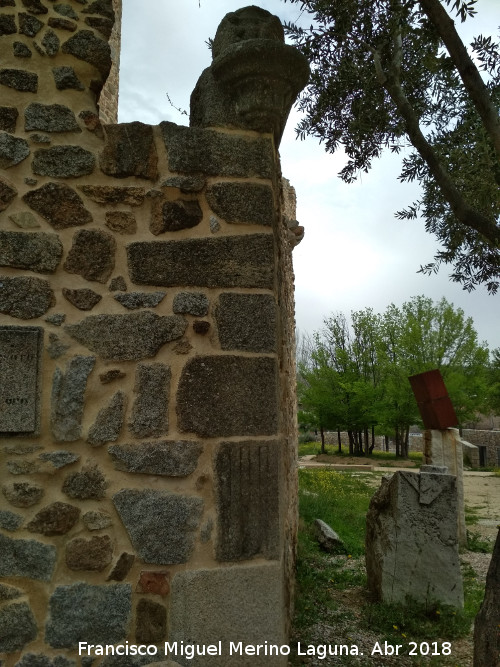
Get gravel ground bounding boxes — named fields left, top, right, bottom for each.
left=288, top=552, right=492, bottom=667
left=290, top=466, right=498, bottom=667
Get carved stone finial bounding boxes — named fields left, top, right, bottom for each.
left=190, top=6, right=309, bottom=145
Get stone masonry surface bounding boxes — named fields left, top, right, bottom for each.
left=0, top=3, right=308, bottom=664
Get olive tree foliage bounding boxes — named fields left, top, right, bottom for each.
left=284, top=0, right=500, bottom=292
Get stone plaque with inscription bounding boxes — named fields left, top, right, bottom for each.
left=0, top=327, right=42, bottom=434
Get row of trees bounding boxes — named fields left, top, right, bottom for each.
left=297, top=296, right=498, bottom=457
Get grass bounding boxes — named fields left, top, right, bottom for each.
left=293, top=467, right=487, bottom=661
left=298, top=440, right=423, bottom=465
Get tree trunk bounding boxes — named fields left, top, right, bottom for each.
left=348, top=430, right=354, bottom=456
left=395, top=425, right=400, bottom=458
left=337, top=429, right=342, bottom=454
left=364, top=426, right=369, bottom=456
left=320, top=424, right=325, bottom=454
left=384, top=434, right=389, bottom=452
left=369, top=425, right=375, bottom=454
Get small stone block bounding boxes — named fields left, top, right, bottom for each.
left=136, top=571, right=170, bottom=596
left=136, top=599, right=166, bottom=643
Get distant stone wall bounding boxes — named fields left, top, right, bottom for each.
left=462, top=429, right=500, bottom=467
left=0, top=3, right=309, bottom=664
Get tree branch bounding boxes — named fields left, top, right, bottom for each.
left=384, top=71, right=499, bottom=245
left=418, top=0, right=500, bottom=157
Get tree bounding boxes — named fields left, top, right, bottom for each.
left=284, top=0, right=500, bottom=292
left=297, top=296, right=489, bottom=457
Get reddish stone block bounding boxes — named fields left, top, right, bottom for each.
left=136, top=570, right=170, bottom=596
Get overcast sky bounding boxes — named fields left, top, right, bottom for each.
left=118, top=0, right=499, bottom=350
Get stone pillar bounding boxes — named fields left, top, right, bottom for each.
left=0, top=4, right=309, bottom=665
left=366, top=467, right=464, bottom=608
left=424, top=427, right=467, bottom=546
left=474, top=528, right=500, bottom=666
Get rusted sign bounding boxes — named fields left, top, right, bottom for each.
left=409, top=369, right=458, bottom=430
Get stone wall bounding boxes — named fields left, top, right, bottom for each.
left=0, top=3, right=309, bottom=665
left=461, top=429, right=500, bottom=468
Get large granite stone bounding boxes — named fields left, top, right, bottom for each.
left=27, top=501, right=80, bottom=535
left=0, top=106, right=18, bottom=132
left=38, top=450, right=80, bottom=469
left=0, top=14, right=16, bottom=35
left=21, top=0, right=48, bottom=14
left=48, top=16, right=77, bottom=31
left=33, top=146, right=95, bottom=178
left=366, top=470, right=463, bottom=607
left=0, top=509, right=23, bottom=531
left=85, top=15, right=113, bottom=38
left=61, top=30, right=111, bottom=77
left=25, top=103, right=80, bottom=133
left=51, top=356, right=95, bottom=442
left=127, top=234, right=274, bottom=289
left=65, top=535, right=113, bottom=571
left=215, top=292, right=276, bottom=352
left=0, top=68, right=38, bottom=92
left=0, top=583, right=23, bottom=600
left=0, top=276, right=54, bottom=319
left=113, top=489, right=203, bottom=564
left=45, top=583, right=131, bottom=648
left=215, top=440, right=279, bottom=561
left=9, top=211, right=40, bottom=228
left=65, top=313, right=187, bottom=360
left=42, top=29, right=60, bottom=56
left=100, top=122, right=157, bottom=180
left=87, top=391, right=126, bottom=446
left=54, top=3, right=79, bottom=19
left=105, top=211, right=137, bottom=234
left=0, top=533, right=56, bottom=580
left=136, top=599, right=166, bottom=643
left=14, top=41, right=33, bottom=57
left=0, top=174, right=17, bottom=211
left=0, top=602, right=37, bottom=653
left=0, top=132, right=30, bottom=168
left=177, top=356, right=278, bottom=437
left=160, top=122, right=274, bottom=179
left=107, top=552, right=135, bottom=582
left=82, top=509, right=112, bottom=531
left=63, top=229, right=115, bottom=283
left=170, top=565, right=285, bottom=667
left=23, top=182, right=92, bottom=229
left=474, top=528, right=500, bottom=666
left=0, top=231, right=63, bottom=274
left=2, top=480, right=43, bottom=507
left=114, top=291, right=165, bottom=310
left=78, top=184, right=145, bottom=205
left=172, top=292, right=209, bottom=316
left=151, top=199, right=203, bottom=235
left=18, top=12, right=43, bottom=37
left=62, top=287, right=102, bottom=311
left=129, top=363, right=170, bottom=437
left=82, top=0, right=115, bottom=20
left=62, top=463, right=108, bottom=500
left=108, top=440, right=202, bottom=477
left=206, top=182, right=274, bottom=226
left=52, top=65, right=84, bottom=90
